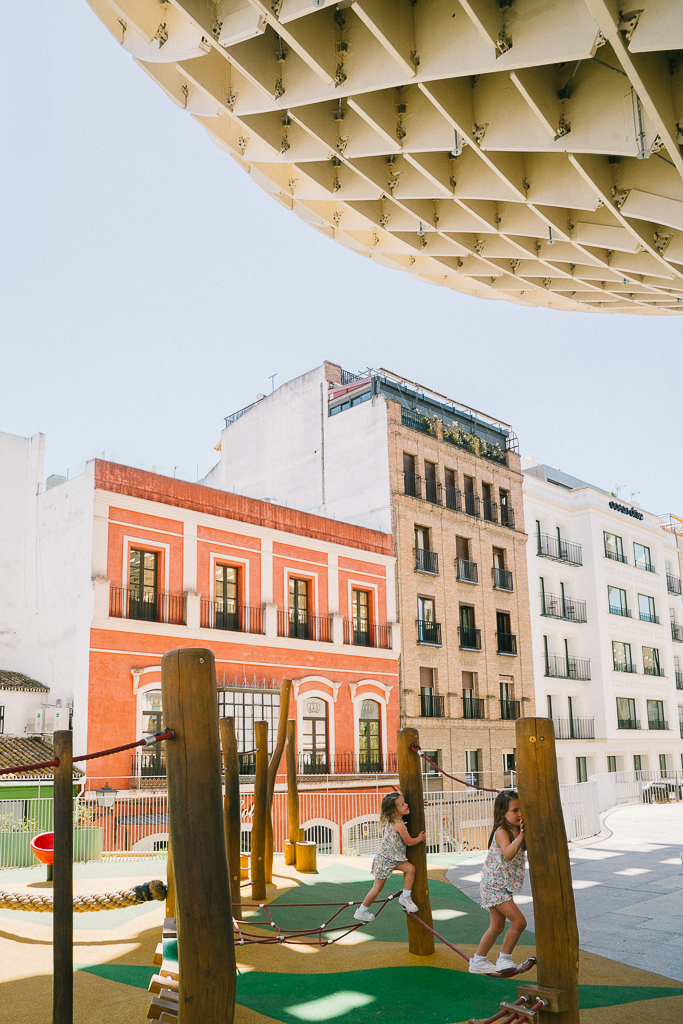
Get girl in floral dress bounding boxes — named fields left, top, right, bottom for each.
left=469, top=789, right=527, bottom=974
left=353, top=792, right=426, bottom=922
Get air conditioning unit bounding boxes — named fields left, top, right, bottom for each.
left=44, top=707, right=68, bottom=733
left=26, top=709, right=44, bottom=734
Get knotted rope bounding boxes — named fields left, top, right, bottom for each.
left=0, top=878, right=167, bottom=913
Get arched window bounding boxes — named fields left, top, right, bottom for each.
left=358, top=699, right=381, bottom=773
left=141, top=690, right=165, bottom=777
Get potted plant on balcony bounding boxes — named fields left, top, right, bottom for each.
left=0, top=813, right=41, bottom=868
left=73, top=803, right=104, bottom=862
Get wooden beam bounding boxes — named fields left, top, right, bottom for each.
left=53, top=730, right=73, bottom=1024
left=251, top=720, right=269, bottom=900
left=220, top=716, right=242, bottom=920
left=397, top=727, right=434, bottom=956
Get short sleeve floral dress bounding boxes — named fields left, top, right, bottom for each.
left=372, top=823, right=407, bottom=879
left=479, top=829, right=525, bottom=909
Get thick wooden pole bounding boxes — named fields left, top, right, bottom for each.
left=516, top=718, right=579, bottom=1024
left=220, top=717, right=242, bottom=920
left=265, top=679, right=292, bottom=882
left=397, top=727, right=434, bottom=955
left=165, top=842, right=175, bottom=919
left=285, top=720, right=299, bottom=866
left=53, top=730, right=73, bottom=1024
left=251, top=721, right=268, bottom=900
left=161, top=648, right=236, bottom=1024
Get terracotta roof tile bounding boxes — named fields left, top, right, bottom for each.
left=0, top=736, right=82, bottom=778
left=0, top=670, right=49, bottom=693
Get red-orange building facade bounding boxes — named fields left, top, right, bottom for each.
left=87, top=462, right=400, bottom=790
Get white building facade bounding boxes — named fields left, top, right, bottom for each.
left=522, top=462, right=683, bottom=784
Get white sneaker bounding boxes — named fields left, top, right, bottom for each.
left=398, top=893, right=418, bottom=913
left=469, top=957, right=498, bottom=974
left=495, top=954, right=517, bottom=972
left=353, top=905, right=375, bottom=923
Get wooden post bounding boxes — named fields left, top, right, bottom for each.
left=251, top=721, right=268, bottom=900
left=165, top=842, right=176, bottom=919
left=397, top=727, right=434, bottom=956
left=295, top=841, right=317, bottom=873
left=161, top=648, right=236, bottom=1024
left=516, top=718, right=579, bottom=1024
left=53, top=729, right=73, bottom=1024
left=265, top=679, right=292, bottom=883
left=284, top=720, right=299, bottom=866
left=220, top=717, right=242, bottom=920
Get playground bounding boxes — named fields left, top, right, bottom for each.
left=1, top=649, right=682, bottom=1024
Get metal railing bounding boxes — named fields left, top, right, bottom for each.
left=342, top=620, right=391, bottom=649
left=416, top=619, right=442, bottom=645
left=671, top=623, right=683, bottom=642
left=458, top=626, right=481, bottom=650
left=605, top=549, right=628, bottom=564
left=500, top=699, right=521, bottom=720
left=278, top=612, right=332, bottom=642
left=617, top=718, right=640, bottom=730
left=420, top=693, right=445, bottom=718
left=500, top=505, right=515, bottom=529
left=415, top=548, right=439, bottom=574
left=299, top=752, right=398, bottom=775
left=456, top=558, right=478, bottom=583
left=464, top=492, right=480, bottom=517
left=541, top=592, right=586, bottom=621
left=445, top=486, right=462, bottom=512
left=109, top=587, right=184, bottom=625
left=463, top=696, right=485, bottom=719
left=496, top=632, right=517, bottom=655
left=613, top=658, right=638, bottom=673
left=635, top=558, right=655, bottom=573
left=425, top=479, right=442, bottom=505
left=131, top=750, right=167, bottom=778
left=608, top=603, right=631, bottom=617
left=200, top=602, right=263, bottom=633
left=676, top=671, right=683, bottom=689
left=483, top=499, right=498, bottom=523
left=648, top=718, right=669, bottom=730
left=404, top=471, right=422, bottom=498
left=643, top=663, right=665, bottom=677
left=401, top=408, right=433, bottom=434
left=639, top=611, right=660, bottom=624
left=545, top=654, right=591, bottom=680
left=493, top=567, right=513, bottom=591
left=537, top=533, right=582, bottom=565
left=667, top=573, right=682, bottom=595
left=553, top=717, right=595, bottom=740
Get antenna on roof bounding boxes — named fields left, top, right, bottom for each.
left=269, top=373, right=277, bottom=393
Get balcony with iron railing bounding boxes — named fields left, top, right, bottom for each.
left=537, top=534, right=582, bottom=566
left=493, top=567, right=513, bottom=591
left=643, top=663, right=665, bottom=677
left=497, top=632, right=517, bottom=655
left=456, top=558, right=478, bottom=583
left=500, top=505, right=515, bottom=529
left=671, top=623, right=683, bottom=642
left=605, top=549, right=628, bottom=564
left=131, top=749, right=167, bottom=778
left=464, top=492, right=480, bottom=518
left=458, top=626, right=481, bottom=650
left=541, top=592, right=587, bottom=622
left=415, top=548, right=439, bottom=574
left=444, top=485, right=462, bottom=512
left=404, top=471, right=422, bottom=498
left=401, top=408, right=434, bottom=435
left=608, top=603, right=631, bottom=618
left=278, top=612, right=332, bottom=642
left=613, top=658, right=638, bottom=673
left=425, top=479, right=442, bottom=505
left=552, top=717, right=595, bottom=740
left=500, top=699, right=521, bottom=720
left=639, top=611, right=660, bottom=624
left=483, top=499, right=498, bottom=523
left=545, top=654, right=591, bottom=680
left=416, top=619, right=442, bottom=645
left=299, top=751, right=398, bottom=775
left=200, top=602, right=263, bottom=633
left=420, top=693, right=445, bottom=718
left=617, top=717, right=641, bottom=730
left=343, top=620, right=391, bottom=648
left=667, top=573, right=682, bottom=595
left=676, top=671, right=683, bottom=689
left=647, top=717, right=668, bottom=731
left=463, top=696, right=485, bottom=719
left=110, top=587, right=184, bottom=625
left=635, top=558, right=656, bottom=573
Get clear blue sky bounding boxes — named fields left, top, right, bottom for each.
left=2, top=2, right=681, bottom=515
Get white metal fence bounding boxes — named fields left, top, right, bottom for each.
left=2, top=769, right=680, bottom=868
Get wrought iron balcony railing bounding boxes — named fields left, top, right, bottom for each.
left=667, top=573, right=682, bottom=595
left=342, top=620, right=391, bottom=648
left=404, top=471, right=422, bottom=498
left=635, top=558, right=655, bottom=573
left=464, top=492, right=480, bottom=517
left=416, top=619, right=442, bottom=645
left=463, top=696, right=485, bottom=719
left=401, top=408, right=434, bottom=435
left=639, top=611, right=660, bottom=624
left=483, top=499, right=498, bottom=523
left=497, top=632, right=517, bottom=655
left=456, top=558, right=478, bottom=583
left=613, top=659, right=637, bottom=673
left=500, top=505, right=515, bottom=529
left=552, top=717, right=595, bottom=740
left=110, top=587, right=184, bottom=625
left=200, top=601, right=263, bottom=633
left=278, top=612, right=332, bottom=642
left=617, top=718, right=640, bottom=730
left=458, top=626, right=481, bottom=650
left=647, top=718, right=668, bottom=731
left=500, top=699, right=521, bottom=720
left=445, top=485, right=462, bottom=512
left=676, top=671, right=683, bottom=689
left=425, top=479, right=442, bottom=505
left=608, top=603, right=631, bottom=617
left=493, top=567, right=513, bottom=591
left=299, top=752, right=398, bottom=775
left=643, top=663, right=665, bottom=677
left=541, top=592, right=587, bottom=621
left=671, top=623, right=683, bottom=642
left=545, top=654, right=591, bottom=680
left=605, top=549, right=628, bottom=564
left=415, top=548, right=439, bottom=574
left=420, top=693, right=445, bottom=718
left=537, top=533, right=582, bottom=565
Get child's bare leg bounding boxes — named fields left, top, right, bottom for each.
left=398, top=861, right=415, bottom=891
left=476, top=907, right=505, bottom=957
left=498, top=900, right=527, bottom=954
left=362, top=877, right=386, bottom=908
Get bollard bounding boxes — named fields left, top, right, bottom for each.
left=397, top=727, right=434, bottom=955
left=220, top=717, right=242, bottom=920
left=53, top=730, right=73, bottom=1024
left=251, top=721, right=268, bottom=900
left=162, top=648, right=236, bottom=1024
left=295, top=841, right=317, bottom=873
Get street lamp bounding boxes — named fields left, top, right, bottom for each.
left=95, top=783, right=117, bottom=809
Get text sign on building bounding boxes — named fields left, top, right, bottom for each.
left=609, top=500, right=643, bottom=521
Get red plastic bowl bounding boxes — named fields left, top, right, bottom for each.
left=31, top=832, right=54, bottom=865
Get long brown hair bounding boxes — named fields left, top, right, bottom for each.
left=488, top=789, right=524, bottom=850
left=379, top=792, right=404, bottom=827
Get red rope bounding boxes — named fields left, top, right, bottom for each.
left=411, top=746, right=501, bottom=793
left=0, top=730, right=174, bottom=777
left=232, top=894, right=399, bottom=946
left=407, top=910, right=537, bottom=979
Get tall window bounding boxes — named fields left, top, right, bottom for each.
left=604, top=533, right=625, bottom=562
left=482, top=482, right=494, bottom=521
left=617, top=697, right=637, bottom=729
left=445, top=468, right=458, bottom=510
left=576, top=757, right=587, bottom=783
left=647, top=699, right=665, bottom=729
left=424, top=460, right=438, bottom=503
left=289, top=578, right=309, bottom=639
left=218, top=689, right=280, bottom=774
left=302, top=697, right=328, bottom=774
left=633, top=754, right=642, bottom=773
left=612, top=641, right=634, bottom=672
left=358, top=699, right=381, bottom=772
left=465, top=749, right=480, bottom=785
left=642, top=647, right=661, bottom=676
left=216, top=565, right=239, bottom=630
left=352, top=589, right=370, bottom=645
left=140, top=690, right=164, bottom=776
left=463, top=475, right=477, bottom=516
left=659, top=753, right=668, bottom=777
left=129, top=549, right=158, bottom=620
left=420, top=667, right=435, bottom=717
left=418, top=597, right=439, bottom=643
left=607, top=755, right=617, bottom=773
left=403, top=452, right=418, bottom=497
left=638, top=594, right=657, bottom=623
left=634, top=542, right=653, bottom=571
left=608, top=587, right=628, bottom=615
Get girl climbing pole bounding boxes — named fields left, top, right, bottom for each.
left=354, top=792, right=426, bottom=922
left=469, top=789, right=527, bottom=974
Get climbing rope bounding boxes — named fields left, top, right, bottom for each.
left=407, top=909, right=536, bottom=979
left=0, top=730, right=174, bottom=778
left=411, top=746, right=502, bottom=794
left=231, top=893, right=400, bottom=946
left=0, top=879, right=167, bottom=913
